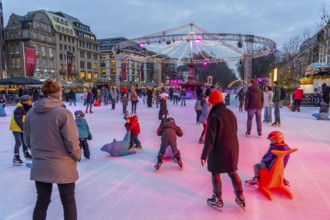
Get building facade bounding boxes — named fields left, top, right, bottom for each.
left=0, top=0, right=5, bottom=78
left=4, top=10, right=99, bottom=83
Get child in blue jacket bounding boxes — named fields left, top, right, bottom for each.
left=75, top=110, right=92, bottom=159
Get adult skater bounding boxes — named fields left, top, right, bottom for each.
left=244, top=79, right=264, bottom=136
left=23, top=79, right=81, bottom=220
left=158, top=93, right=169, bottom=120
left=200, top=90, right=246, bottom=211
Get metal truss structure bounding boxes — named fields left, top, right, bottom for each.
left=114, top=23, right=277, bottom=85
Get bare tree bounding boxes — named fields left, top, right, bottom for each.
left=319, top=2, right=330, bottom=27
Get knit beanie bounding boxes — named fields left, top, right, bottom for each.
left=208, top=90, right=223, bottom=105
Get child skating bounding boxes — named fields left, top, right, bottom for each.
left=75, top=110, right=92, bottom=159
left=155, top=117, right=183, bottom=172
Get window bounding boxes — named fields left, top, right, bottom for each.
left=42, top=60, right=47, bottom=68
left=93, top=63, right=98, bottom=70
left=94, top=54, right=98, bottom=60
left=87, top=52, right=91, bottom=59
left=68, top=46, right=71, bottom=52
left=60, top=44, right=62, bottom=50
left=80, top=51, right=84, bottom=58
left=64, top=45, right=67, bottom=50
left=87, top=62, right=92, bottom=70
left=59, top=35, right=62, bottom=40
left=80, top=61, right=85, bottom=68
left=72, top=47, right=75, bottom=52
left=60, top=54, right=63, bottom=60
left=42, top=46, right=46, bottom=57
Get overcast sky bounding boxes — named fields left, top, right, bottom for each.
left=2, top=0, right=329, bottom=49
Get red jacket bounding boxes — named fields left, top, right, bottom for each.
left=293, top=88, right=304, bottom=101
left=125, top=116, right=140, bottom=135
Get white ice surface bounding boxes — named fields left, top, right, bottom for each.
left=1, top=99, right=330, bottom=220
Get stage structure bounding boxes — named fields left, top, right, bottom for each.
left=113, top=23, right=276, bottom=87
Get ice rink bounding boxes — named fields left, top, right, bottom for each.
left=1, top=98, right=330, bottom=220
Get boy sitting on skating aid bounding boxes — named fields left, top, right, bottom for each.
left=154, top=117, right=183, bottom=171
left=245, top=130, right=291, bottom=186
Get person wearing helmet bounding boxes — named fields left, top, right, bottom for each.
left=124, top=114, right=141, bottom=150
left=74, top=110, right=92, bottom=159
left=245, top=131, right=291, bottom=186
left=9, top=95, right=33, bottom=165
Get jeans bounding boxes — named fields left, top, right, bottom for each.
left=33, top=181, right=77, bottom=220
left=85, top=102, right=93, bottom=112
left=196, top=110, right=202, bottom=122
left=253, top=162, right=267, bottom=176
left=13, top=132, right=28, bottom=154
left=131, top=100, right=137, bottom=114
left=103, top=96, right=108, bottom=105
left=79, top=139, right=90, bottom=159
left=263, top=106, right=272, bottom=122
left=293, top=100, right=301, bottom=111
left=211, top=171, right=243, bottom=196
left=158, top=139, right=180, bottom=160
left=200, top=124, right=206, bottom=138
left=69, top=99, right=76, bottom=106
left=130, top=134, right=141, bottom=147
left=181, top=97, right=186, bottom=106
left=246, top=109, right=262, bottom=133
left=239, top=100, right=244, bottom=112
left=274, top=102, right=281, bottom=123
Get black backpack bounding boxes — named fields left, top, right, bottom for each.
left=280, top=88, right=286, bottom=100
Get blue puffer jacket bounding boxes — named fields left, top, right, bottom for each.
left=261, top=143, right=291, bottom=170
left=75, top=118, right=91, bottom=139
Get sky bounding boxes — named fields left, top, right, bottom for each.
left=2, top=0, right=329, bottom=49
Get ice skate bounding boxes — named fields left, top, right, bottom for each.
left=199, top=137, right=205, bottom=144
left=176, top=158, right=183, bottom=169
left=245, top=176, right=259, bottom=186
left=13, top=154, right=23, bottom=166
left=24, top=151, right=32, bottom=160
left=207, top=194, right=223, bottom=211
left=154, top=160, right=163, bottom=172
left=235, top=193, right=246, bottom=211
left=283, top=178, right=290, bottom=187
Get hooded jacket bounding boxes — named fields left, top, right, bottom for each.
left=157, top=118, right=183, bottom=140
left=9, top=102, right=31, bottom=132
left=244, top=85, right=264, bottom=110
left=293, top=88, right=304, bottom=101
left=23, top=97, right=81, bottom=184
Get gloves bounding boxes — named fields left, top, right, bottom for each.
left=87, top=133, right=92, bottom=140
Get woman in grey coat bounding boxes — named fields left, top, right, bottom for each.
left=24, top=79, right=81, bottom=220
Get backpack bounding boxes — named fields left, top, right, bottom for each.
left=280, top=88, right=286, bottom=100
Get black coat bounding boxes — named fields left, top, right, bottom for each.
left=158, top=99, right=168, bottom=120
left=201, top=102, right=239, bottom=173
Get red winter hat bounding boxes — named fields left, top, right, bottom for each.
left=208, top=90, right=223, bottom=105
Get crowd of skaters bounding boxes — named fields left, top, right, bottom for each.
left=3, top=80, right=330, bottom=218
